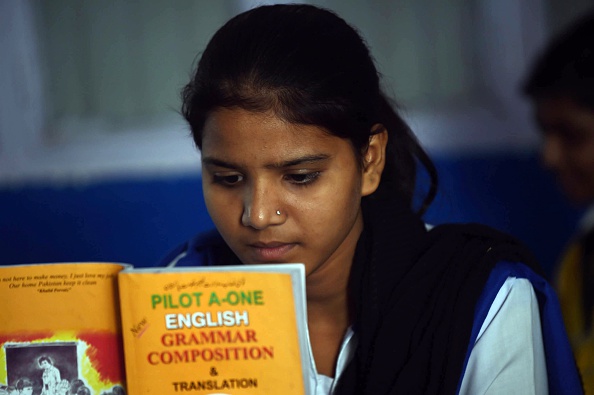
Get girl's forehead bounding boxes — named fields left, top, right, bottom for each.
left=202, top=108, right=336, bottom=148
left=201, top=108, right=357, bottom=167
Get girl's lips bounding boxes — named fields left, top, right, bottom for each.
left=249, top=242, right=296, bottom=262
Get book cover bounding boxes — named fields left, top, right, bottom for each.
left=118, top=264, right=309, bottom=394
left=0, top=262, right=129, bottom=395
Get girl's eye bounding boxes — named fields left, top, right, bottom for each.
left=213, top=174, right=244, bottom=186
left=285, top=172, right=320, bottom=185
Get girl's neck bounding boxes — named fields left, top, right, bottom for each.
left=307, top=292, right=350, bottom=377
left=305, top=214, right=362, bottom=377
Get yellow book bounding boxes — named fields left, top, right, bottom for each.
left=0, top=262, right=129, bottom=395
left=118, top=264, right=309, bottom=395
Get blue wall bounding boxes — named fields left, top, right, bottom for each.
left=427, top=152, right=583, bottom=277
left=0, top=176, right=213, bottom=268
left=0, top=151, right=582, bottom=278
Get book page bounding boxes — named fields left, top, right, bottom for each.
left=0, top=262, right=129, bottom=394
left=118, top=264, right=309, bottom=394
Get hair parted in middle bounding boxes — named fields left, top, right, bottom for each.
left=182, top=4, right=437, bottom=214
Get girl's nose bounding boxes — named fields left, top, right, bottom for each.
left=241, top=182, right=286, bottom=229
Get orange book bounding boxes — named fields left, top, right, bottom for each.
left=0, top=262, right=129, bottom=395
left=118, top=264, right=309, bottom=394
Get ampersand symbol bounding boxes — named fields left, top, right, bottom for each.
left=210, top=367, right=218, bottom=376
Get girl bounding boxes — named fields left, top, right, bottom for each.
left=160, top=4, right=582, bottom=394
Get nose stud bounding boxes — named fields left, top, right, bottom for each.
left=276, top=210, right=281, bottom=216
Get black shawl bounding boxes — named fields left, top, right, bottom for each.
left=335, top=192, right=540, bottom=395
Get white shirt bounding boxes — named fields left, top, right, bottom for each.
left=308, top=277, right=548, bottom=395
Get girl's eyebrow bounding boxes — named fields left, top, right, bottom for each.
left=201, top=157, right=238, bottom=169
left=267, top=154, right=330, bottom=169
left=202, top=154, right=331, bottom=170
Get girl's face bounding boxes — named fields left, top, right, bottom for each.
left=201, top=108, right=384, bottom=281
left=537, top=96, right=594, bottom=204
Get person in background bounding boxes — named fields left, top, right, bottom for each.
left=15, top=378, right=33, bottom=395
left=75, top=386, right=91, bottom=395
left=55, top=379, right=70, bottom=395
left=68, top=379, right=85, bottom=395
left=38, top=356, right=60, bottom=395
left=161, top=4, right=583, bottom=394
left=523, top=8, right=594, bottom=392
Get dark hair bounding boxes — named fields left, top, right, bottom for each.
left=69, top=379, right=85, bottom=394
left=15, top=378, right=33, bottom=390
left=76, top=387, right=91, bottom=395
left=37, top=356, right=52, bottom=365
left=110, top=385, right=125, bottom=395
left=523, top=8, right=594, bottom=108
left=182, top=4, right=437, bottom=214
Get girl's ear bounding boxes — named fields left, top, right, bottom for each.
left=361, top=124, right=388, bottom=196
